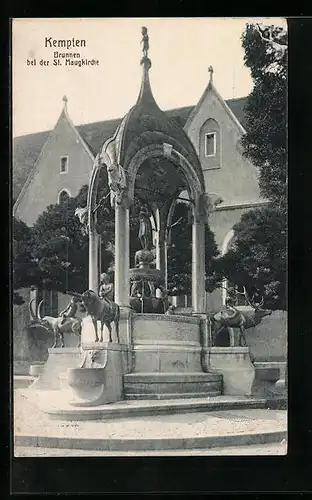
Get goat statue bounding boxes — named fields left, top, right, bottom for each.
left=69, top=290, right=120, bottom=343
left=29, top=298, right=82, bottom=348
left=211, top=287, right=272, bottom=347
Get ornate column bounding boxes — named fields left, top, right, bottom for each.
left=192, top=195, right=206, bottom=314
left=155, top=207, right=167, bottom=287
left=192, top=220, right=206, bottom=313
left=89, top=228, right=100, bottom=293
left=114, top=199, right=130, bottom=307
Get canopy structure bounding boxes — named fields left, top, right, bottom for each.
left=87, top=27, right=212, bottom=313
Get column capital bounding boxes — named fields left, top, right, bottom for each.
left=114, top=193, right=131, bottom=210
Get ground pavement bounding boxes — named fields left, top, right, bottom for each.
left=13, top=389, right=287, bottom=456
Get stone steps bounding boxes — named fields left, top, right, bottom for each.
left=15, top=429, right=287, bottom=453
left=14, top=375, right=35, bottom=389
left=15, top=441, right=288, bottom=456
left=124, top=372, right=222, bottom=399
left=19, top=389, right=267, bottom=420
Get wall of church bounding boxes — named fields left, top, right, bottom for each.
left=13, top=113, right=94, bottom=226
left=206, top=205, right=263, bottom=312
left=185, top=90, right=262, bottom=207
left=208, top=205, right=252, bottom=249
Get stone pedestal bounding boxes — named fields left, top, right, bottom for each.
left=29, top=347, right=82, bottom=390
left=29, top=363, right=45, bottom=377
left=251, top=362, right=287, bottom=398
left=208, top=347, right=255, bottom=396
left=65, top=344, right=124, bottom=407
left=124, top=313, right=222, bottom=399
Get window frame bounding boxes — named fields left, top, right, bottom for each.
left=60, top=155, right=69, bottom=174
left=204, top=132, right=217, bottom=158
left=58, top=189, right=71, bottom=204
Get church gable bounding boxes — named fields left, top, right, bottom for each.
left=184, top=73, right=262, bottom=206
left=13, top=100, right=94, bottom=226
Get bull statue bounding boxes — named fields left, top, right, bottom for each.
left=211, top=287, right=272, bottom=347
left=76, top=290, right=120, bottom=344
left=28, top=298, right=82, bottom=348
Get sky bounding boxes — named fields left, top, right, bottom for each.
left=12, top=17, right=286, bottom=137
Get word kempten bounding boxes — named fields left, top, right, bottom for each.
left=45, top=37, right=87, bottom=49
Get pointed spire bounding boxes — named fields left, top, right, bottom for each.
left=208, top=65, right=214, bottom=84
left=62, top=95, right=68, bottom=112
left=137, top=27, right=157, bottom=107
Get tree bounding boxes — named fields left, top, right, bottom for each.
left=207, top=22, right=288, bottom=310
left=12, top=217, right=39, bottom=304
left=31, top=179, right=114, bottom=294
left=241, top=22, right=287, bottom=208
left=167, top=202, right=219, bottom=295
left=209, top=206, right=286, bottom=310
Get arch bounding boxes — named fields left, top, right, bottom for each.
left=87, top=163, right=103, bottom=231
left=57, top=188, right=71, bottom=204
left=221, top=229, right=234, bottom=305
left=127, top=144, right=204, bottom=206
left=200, top=117, right=221, bottom=169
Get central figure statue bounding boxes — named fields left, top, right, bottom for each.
left=99, top=273, right=114, bottom=302
left=138, top=204, right=153, bottom=250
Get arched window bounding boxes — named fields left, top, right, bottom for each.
left=58, top=189, right=71, bottom=204
left=200, top=118, right=221, bottom=170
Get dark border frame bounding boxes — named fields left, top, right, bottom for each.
left=5, top=13, right=312, bottom=495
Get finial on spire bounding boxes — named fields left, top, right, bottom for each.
left=208, top=65, right=214, bottom=84
left=141, top=26, right=149, bottom=59
left=62, top=95, right=68, bottom=110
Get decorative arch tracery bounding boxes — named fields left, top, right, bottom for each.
left=58, top=188, right=71, bottom=204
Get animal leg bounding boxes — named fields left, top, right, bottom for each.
left=99, top=321, right=105, bottom=342
left=72, top=324, right=81, bottom=348
left=228, top=327, right=235, bottom=347
left=105, top=322, right=112, bottom=343
left=60, top=331, right=65, bottom=348
left=51, top=328, right=58, bottom=348
left=239, top=326, right=247, bottom=347
left=115, top=319, right=120, bottom=344
left=211, top=324, right=222, bottom=346
left=93, top=319, right=99, bottom=342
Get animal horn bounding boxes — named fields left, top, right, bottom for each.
left=29, top=298, right=37, bottom=320
left=37, top=300, right=44, bottom=320
left=240, top=286, right=254, bottom=307
left=249, top=292, right=264, bottom=309
left=235, top=285, right=246, bottom=295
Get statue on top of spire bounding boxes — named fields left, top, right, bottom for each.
left=141, top=26, right=149, bottom=58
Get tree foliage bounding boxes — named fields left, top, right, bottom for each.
left=167, top=202, right=219, bottom=295
left=12, top=217, right=39, bottom=304
left=241, top=22, right=287, bottom=208
left=31, top=180, right=115, bottom=294
left=207, top=23, right=288, bottom=310
left=12, top=175, right=145, bottom=296
left=208, top=206, right=286, bottom=310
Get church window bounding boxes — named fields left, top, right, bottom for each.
left=60, top=156, right=68, bottom=173
left=58, top=189, right=71, bottom=204
left=204, top=132, right=216, bottom=157
left=200, top=118, right=220, bottom=169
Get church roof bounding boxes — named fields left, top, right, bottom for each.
left=12, top=97, right=248, bottom=201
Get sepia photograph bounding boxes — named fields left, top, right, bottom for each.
left=12, top=17, right=287, bottom=458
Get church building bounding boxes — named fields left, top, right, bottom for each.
left=13, top=65, right=267, bottom=312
